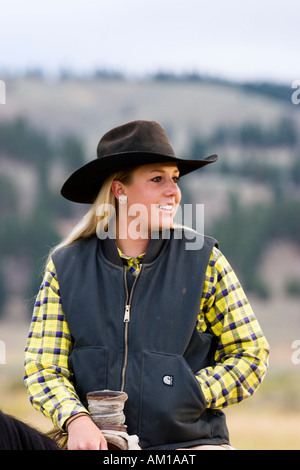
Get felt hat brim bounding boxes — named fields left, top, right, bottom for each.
left=61, top=151, right=218, bottom=204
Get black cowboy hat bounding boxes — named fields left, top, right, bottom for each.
left=61, top=120, right=218, bottom=203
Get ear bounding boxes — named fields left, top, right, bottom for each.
left=111, top=180, right=126, bottom=200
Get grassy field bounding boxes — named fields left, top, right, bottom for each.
left=227, top=407, right=300, bottom=450
left=1, top=319, right=299, bottom=450
left=1, top=385, right=299, bottom=450
left=1, top=369, right=299, bottom=450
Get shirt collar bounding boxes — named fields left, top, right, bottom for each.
left=117, top=247, right=145, bottom=277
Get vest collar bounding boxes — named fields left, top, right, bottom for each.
left=99, top=232, right=169, bottom=267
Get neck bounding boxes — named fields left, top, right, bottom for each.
left=115, top=217, right=152, bottom=257
left=115, top=237, right=150, bottom=258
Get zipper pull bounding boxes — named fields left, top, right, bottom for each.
left=124, top=305, right=130, bottom=322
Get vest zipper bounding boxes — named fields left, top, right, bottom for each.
left=121, top=267, right=141, bottom=391
left=124, top=305, right=130, bottom=322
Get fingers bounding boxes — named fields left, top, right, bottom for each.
left=66, top=414, right=108, bottom=450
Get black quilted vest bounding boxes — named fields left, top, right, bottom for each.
left=52, top=229, right=229, bottom=449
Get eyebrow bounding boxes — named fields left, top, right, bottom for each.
left=149, top=168, right=180, bottom=175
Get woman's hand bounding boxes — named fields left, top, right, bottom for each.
left=66, top=414, right=108, bottom=450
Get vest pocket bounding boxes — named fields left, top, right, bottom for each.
left=69, top=346, right=108, bottom=407
left=139, top=350, right=210, bottom=448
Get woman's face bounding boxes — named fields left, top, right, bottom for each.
left=114, top=163, right=181, bottom=237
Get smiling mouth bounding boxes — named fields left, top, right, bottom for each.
left=158, top=204, right=174, bottom=212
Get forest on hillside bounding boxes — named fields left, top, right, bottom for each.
left=0, top=98, right=299, bottom=318
left=184, top=115, right=300, bottom=297
left=0, top=117, right=86, bottom=315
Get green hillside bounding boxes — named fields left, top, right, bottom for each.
left=0, top=74, right=299, bottom=449
left=0, top=74, right=299, bottom=316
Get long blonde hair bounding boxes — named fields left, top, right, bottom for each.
left=50, top=169, right=132, bottom=255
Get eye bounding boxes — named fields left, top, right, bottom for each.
left=151, top=176, right=161, bottom=182
left=173, top=176, right=180, bottom=183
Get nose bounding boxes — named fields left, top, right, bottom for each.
left=164, top=178, right=181, bottom=199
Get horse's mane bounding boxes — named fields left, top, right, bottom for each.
left=0, top=410, right=60, bottom=450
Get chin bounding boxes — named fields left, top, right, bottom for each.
left=155, top=220, right=174, bottom=232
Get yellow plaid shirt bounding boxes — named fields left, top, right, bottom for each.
left=24, top=245, right=269, bottom=429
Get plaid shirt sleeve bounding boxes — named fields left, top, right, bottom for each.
left=196, top=246, right=269, bottom=408
left=23, top=258, right=89, bottom=429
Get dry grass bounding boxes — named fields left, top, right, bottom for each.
left=226, top=408, right=300, bottom=450
left=1, top=383, right=299, bottom=450
left=1, top=318, right=300, bottom=450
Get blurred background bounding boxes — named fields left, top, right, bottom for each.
left=0, top=0, right=299, bottom=450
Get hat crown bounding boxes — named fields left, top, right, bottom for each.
left=61, top=119, right=218, bottom=203
left=97, top=120, right=175, bottom=158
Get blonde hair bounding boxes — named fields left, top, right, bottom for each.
left=50, top=169, right=132, bottom=256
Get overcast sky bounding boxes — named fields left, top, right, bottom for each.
left=0, top=0, right=298, bottom=84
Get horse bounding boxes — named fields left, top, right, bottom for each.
left=0, top=410, right=60, bottom=450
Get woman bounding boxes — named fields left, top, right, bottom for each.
left=24, top=120, right=269, bottom=450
